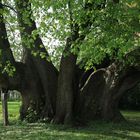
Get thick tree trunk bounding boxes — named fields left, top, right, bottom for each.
left=54, top=0, right=112, bottom=124
left=1, top=0, right=58, bottom=122
left=54, top=38, right=77, bottom=124
left=78, top=69, right=106, bottom=121
left=53, top=0, right=95, bottom=124
left=15, top=0, right=58, bottom=120
left=79, top=61, right=140, bottom=122
left=18, top=58, right=45, bottom=121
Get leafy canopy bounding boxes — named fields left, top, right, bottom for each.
left=1, top=0, right=140, bottom=70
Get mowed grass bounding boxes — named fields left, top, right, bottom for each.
left=0, top=102, right=140, bottom=140
left=0, top=101, right=21, bottom=121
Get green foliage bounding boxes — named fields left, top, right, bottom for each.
left=1, top=0, right=140, bottom=69
left=78, top=0, right=140, bottom=69
left=0, top=60, right=16, bottom=77
left=2, top=0, right=23, bottom=61
left=25, top=106, right=38, bottom=123
left=2, top=61, right=16, bottom=76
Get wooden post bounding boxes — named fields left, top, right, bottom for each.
left=1, top=90, right=9, bottom=126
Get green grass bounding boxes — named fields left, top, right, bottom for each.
left=0, top=101, right=21, bottom=121
left=0, top=102, right=140, bottom=140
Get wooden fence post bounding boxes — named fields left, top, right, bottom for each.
left=1, top=90, right=9, bottom=126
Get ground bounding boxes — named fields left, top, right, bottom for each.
left=0, top=102, right=140, bottom=140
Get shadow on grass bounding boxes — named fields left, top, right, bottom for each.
left=0, top=112, right=140, bottom=140
left=0, top=120, right=138, bottom=140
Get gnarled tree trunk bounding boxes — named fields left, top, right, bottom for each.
left=15, top=0, right=58, bottom=120
left=54, top=37, right=77, bottom=124
left=79, top=59, right=140, bottom=122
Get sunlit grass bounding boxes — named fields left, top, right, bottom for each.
left=0, top=101, right=21, bottom=121
left=0, top=102, right=140, bottom=140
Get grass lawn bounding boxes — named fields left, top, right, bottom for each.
left=0, top=101, right=21, bottom=121
left=0, top=102, right=140, bottom=140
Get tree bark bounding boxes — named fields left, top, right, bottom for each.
left=54, top=0, right=110, bottom=124
left=79, top=60, right=140, bottom=122
left=15, top=0, right=58, bottom=120
left=54, top=37, right=77, bottom=124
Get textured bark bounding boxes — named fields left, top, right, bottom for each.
left=19, top=59, right=45, bottom=121
left=53, top=0, right=97, bottom=124
left=54, top=38, right=77, bottom=124
left=78, top=69, right=106, bottom=121
left=79, top=61, right=140, bottom=122
left=15, top=0, right=58, bottom=120
left=1, top=0, right=58, bottom=122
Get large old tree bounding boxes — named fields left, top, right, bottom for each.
left=0, top=0, right=140, bottom=124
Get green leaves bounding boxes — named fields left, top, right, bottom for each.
left=0, top=61, right=16, bottom=77
left=76, top=0, right=140, bottom=69
left=1, top=0, right=140, bottom=70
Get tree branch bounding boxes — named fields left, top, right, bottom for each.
left=0, top=2, right=16, bottom=64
